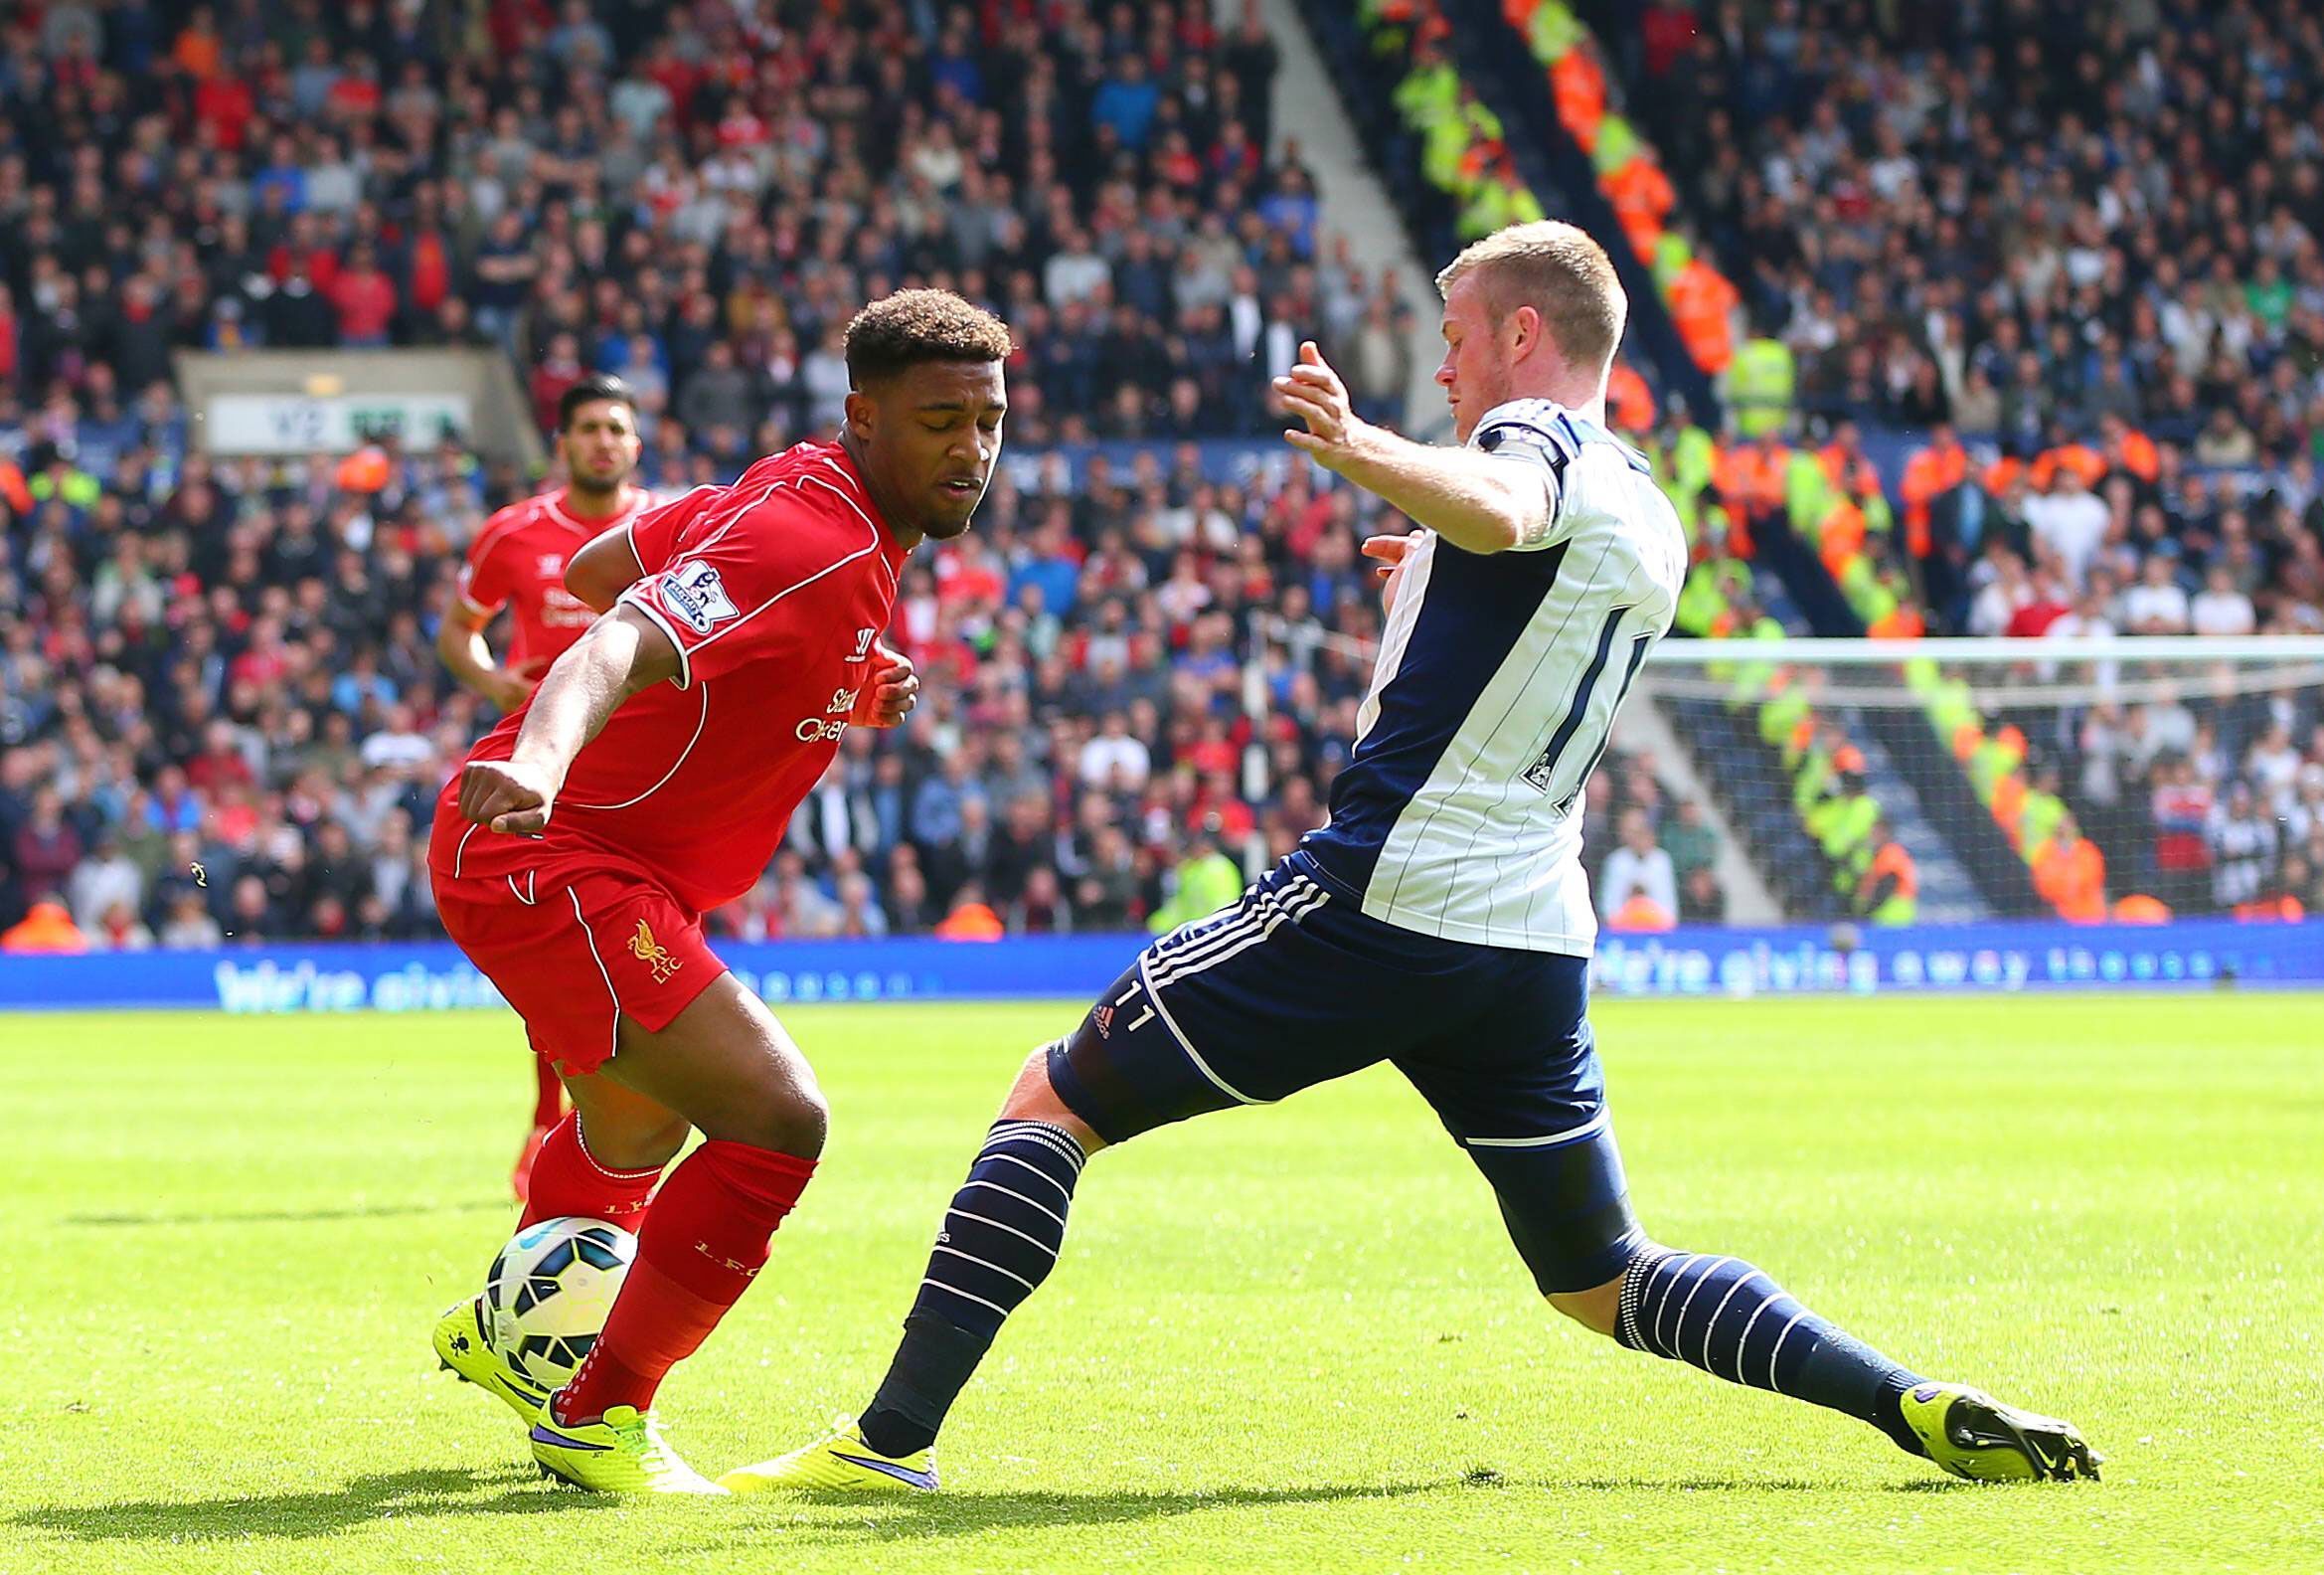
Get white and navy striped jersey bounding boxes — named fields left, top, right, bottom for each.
left=1298, top=399, right=1686, bottom=955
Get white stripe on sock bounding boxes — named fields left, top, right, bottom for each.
left=1667, top=1257, right=1737, bottom=1362
left=945, top=1206, right=1061, bottom=1258
left=983, top=1151, right=1075, bottom=1200
left=919, top=1278, right=1009, bottom=1318
left=1699, top=1270, right=1766, bottom=1373
left=960, top=1178, right=1067, bottom=1230
left=988, top=1123, right=1086, bottom=1172
left=930, top=1243, right=1035, bottom=1292
left=1648, top=1253, right=1703, bottom=1357
left=1729, top=1289, right=1787, bottom=1387
left=1765, top=1311, right=1811, bottom=1394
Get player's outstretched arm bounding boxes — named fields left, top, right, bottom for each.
left=1274, top=341, right=1550, bottom=557
left=457, top=606, right=680, bottom=835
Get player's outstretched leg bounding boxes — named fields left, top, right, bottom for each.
left=529, top=975, right=828, bottom=1494
left=1419, top=962, right=2098, bottom=1487
left=721, top=1042, right=1102, bottom=1493
left=1556, top=1248, right=2099, bottom=1482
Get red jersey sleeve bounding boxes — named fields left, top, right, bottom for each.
left=457, top=516, right=518, bottom=615
left=626, top=484, right=722, bottom=578
left=617, top=498, right=885, bottom=689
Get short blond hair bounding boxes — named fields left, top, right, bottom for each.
left=1436, top=221, right=1627, bottom=373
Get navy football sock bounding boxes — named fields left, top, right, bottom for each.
left=1614, top=1248, right=1924, bottom=1454
left=859, top=1119, right=1085, bottom=1457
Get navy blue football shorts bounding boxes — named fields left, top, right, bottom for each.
left=1048, top=852, right=1646, bottom=1294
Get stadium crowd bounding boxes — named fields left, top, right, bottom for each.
left=1611, top=0, right=2324, bottom=625
left=0, top=0, right=1463, bottom=948
left=13, top=0, right=2320, bottom=948
left=1591, top=0, right=2324, bottom=918
left=0, top=403, right=1732, bottom=949
left=0, top=0, right=1424, bottom=452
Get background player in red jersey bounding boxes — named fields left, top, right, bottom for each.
left=435, top=374, right=657, bottom=1202
left=425, top=290, right=1012, bottom=1493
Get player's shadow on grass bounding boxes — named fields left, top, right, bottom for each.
left=63, top=1200, right=507, bottom=1228
left=10, top=1465, right=609, bottom=1543
left=1550, top=1476, right=1977, bottom=1495
left=712, top=1481, right=1445, bottom=1547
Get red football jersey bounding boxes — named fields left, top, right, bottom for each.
left=457, top=484, right=656, bottom=677
left=430, top=440, right=909, bottom=914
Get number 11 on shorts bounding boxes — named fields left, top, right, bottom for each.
left=1095, top=979, right=1154, bottom=1039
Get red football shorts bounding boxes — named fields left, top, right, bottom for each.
left=434, top=858, right=723, bottom=1075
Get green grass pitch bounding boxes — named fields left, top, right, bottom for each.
left=5, top=994, right=2321, bottom=1574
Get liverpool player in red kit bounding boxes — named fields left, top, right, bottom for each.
left=425, top=292, right=1012, bottom=1492
left=437, top=374, right=658, bottom=1201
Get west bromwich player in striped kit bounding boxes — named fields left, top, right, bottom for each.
left=1303, top=395, right=1683, bottom=953
left=726, top=223, right=2098, bottom=1495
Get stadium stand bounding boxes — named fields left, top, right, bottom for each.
left=0, top=0, right=1423, bottom=946
left=4, top=0, right=2321, bottom=951
left=1551, top=0, right=2324, bottom=922
left=1589, top=0, right=2324, bottom=627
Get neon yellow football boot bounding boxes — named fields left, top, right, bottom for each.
left=1901, top=1381, right=2101, bottom=1482
left=530, top=1400, right=728, bottom=1494
left=719, top=1417, right=938, bottom=1494
left=431, top=1296, right=549, bottom=1422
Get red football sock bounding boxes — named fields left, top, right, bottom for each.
left=531, top=1058, right=566, bottom=1129
left=518, top=1114, right=661, bottom=1233
left=554, top=1140, right=815, bottom=1423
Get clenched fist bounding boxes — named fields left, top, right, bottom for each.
left=479, top=670, right=534, bottom=713
left=458, top=758, right=560, bottom=837
left=849, top=640, right=920, bottom=729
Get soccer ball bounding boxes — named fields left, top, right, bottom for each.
left=482, top=1216, right=636, bottom=1393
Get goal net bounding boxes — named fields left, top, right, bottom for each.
left=1242, top=621, right=2324, bottom=938
left=1626, top=636, right=2324, bottom=933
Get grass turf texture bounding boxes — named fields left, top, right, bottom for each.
left=5, top=995, right=2320, bottom=1574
